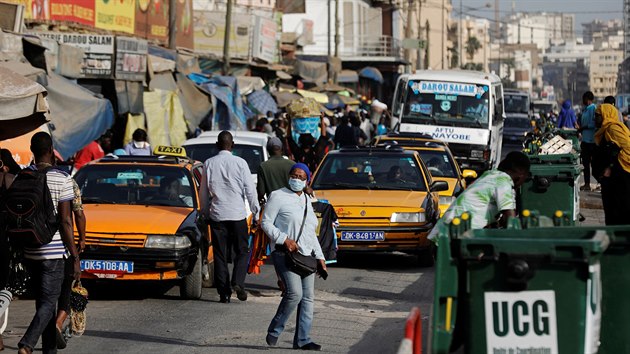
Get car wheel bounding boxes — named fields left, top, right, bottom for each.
left=202, top=261, right=215, bottom=288
left=417, top=245, right=435, bottom=267
left=181, top=250, right=203, bottom=299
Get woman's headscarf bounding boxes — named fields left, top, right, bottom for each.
left=595, top=103, right=630, bottom=173
left=290, top=163, right=311, bottom=182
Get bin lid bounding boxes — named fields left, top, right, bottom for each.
left=528, top=162, right=582, bottom=176
left=458, top=228, right=609, bottom=261
left=527, top=153, right=579, bottom=165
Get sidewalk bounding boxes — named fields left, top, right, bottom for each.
left=579, top=189, right=605, bottom=226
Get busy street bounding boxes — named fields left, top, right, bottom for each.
left=1, top=0, right=630, bottom=353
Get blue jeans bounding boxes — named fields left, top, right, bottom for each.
left=19, top=259, right=65, bottom=354
left=267, top=251, right=315, bottom=347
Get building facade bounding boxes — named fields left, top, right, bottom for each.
left=503, top=12, right=575, bottom=52
left=590, top=49, right=624, bottom=97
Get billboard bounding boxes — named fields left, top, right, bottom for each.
left=94, top=0, right=135, bottom=34
left=174, top=0, right=193, bottom=49
left=252, top=16, right=277, bottom=63
left=49, top=0, right=94, bottom=26
left=35, top=32, right=114, bottom=78
left=135, top=0, right=168, bottom=45
left=276, top=0, right=305, bottom=14
left=115, top=36, right=147, bottom=81
left=193, top=11, right=250, bottom=58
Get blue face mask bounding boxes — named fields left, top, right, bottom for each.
left=288, top=178, right=306, bottom=192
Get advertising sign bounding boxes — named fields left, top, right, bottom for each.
left=135, top=0, right=168, bottom=45
left=194, top=11, right=250, bottom=58
left=49, top=0, right=94, bottom=26
left=484, top=290, right=559, bottom=354
left=115, top=36, right=147, bottom=81
left=399, top=123, right=490, bottom=145
left=35, top=32, right=114, bottom=78
left=252, top=16, right=277, bottom=63
left=174, top=0, right=193, bottom=49
left=95, top=0, right=135, bottom=34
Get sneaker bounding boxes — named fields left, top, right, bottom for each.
left=56, top=326, right=67, bottom=350
left=579, top=185, right=591, bottom=191
left=297, top=342, right=322, bottom=351
left=265, top=334, right=278, bottom=347
left=594, top=183, right=601, bottom=191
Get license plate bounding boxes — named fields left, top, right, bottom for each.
left=341, top=231, right=385, bottom=241
left=80, top=260, right=134, bottom=274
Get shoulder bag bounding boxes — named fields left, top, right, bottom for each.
left=284, top=194, right=317, bottom=277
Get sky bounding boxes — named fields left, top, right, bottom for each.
left=460, top=0, right=623, bottom=35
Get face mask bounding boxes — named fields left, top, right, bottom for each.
left=288, top=178, right=306, bottom=192
left=133, top=141, right=147, bottom=149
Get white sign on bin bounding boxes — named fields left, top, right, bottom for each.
left=484, top=290, right=559, bottom=354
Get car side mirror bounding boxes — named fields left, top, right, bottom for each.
left=461, top=169, right=478, bottom=179
left=430, top=181, right=449, bottom=192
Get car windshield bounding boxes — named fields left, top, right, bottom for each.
left=401, top=80, right=490, bottom=129
left=185, top=143, right=263, bottom=175
left=312, top=154, right=427, bottom=191
left=504, top=94, right=529, bottom=114
left=416, top=150, right=458, bottom=178
left=74, top=165, right=195, bottom=208
left=505, top=117, right=532, bottom=129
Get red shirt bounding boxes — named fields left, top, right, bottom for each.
left=74, top=141, right=104, bottom=170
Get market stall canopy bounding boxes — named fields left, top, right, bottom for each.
left=272, top=90, right=302, bottom=108
left=189, top=74, right=248, bottom=130
left=237, top=76, right=266, bottom=96
left=0, top=61, right=48, bottom=86
left=297, top=89, right=328, bottom=104
left=276, top=70, right=292, bottom=80
left=247, top=89, right=278, bottom=115
left=338, top=70, right=359, bottom=83
left=46, top=72, right=114, bottom=159
left=0, top=66, right=49, bottom=140
left=296, top=60, right=327, bottom=84
left=359, top=66, right=384, bottom=83
left=311, top=82, right=354, bottom=95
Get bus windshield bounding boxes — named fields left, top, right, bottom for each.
left=504, top=94, right=530, bottom=114
left=400, top=80, right=490, bottom=129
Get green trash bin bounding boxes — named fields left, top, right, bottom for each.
left=430, top=224, right=609, bottom=354
left=520, top=162, right=582, bottom=224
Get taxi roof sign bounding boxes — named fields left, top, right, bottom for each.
left=154, top=145, right=186, bottom=158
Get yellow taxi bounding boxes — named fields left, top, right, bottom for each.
left=373, top=133, right=477, bottom=216
left=311, top=146, right=447, bottom=266
left=73, top=146, right=212, bottom=299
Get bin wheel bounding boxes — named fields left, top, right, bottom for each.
left=181, top=250, right=203, bottom=299
left=417, top=245, right=435, bottom=267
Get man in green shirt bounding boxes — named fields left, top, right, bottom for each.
left=257, top=137, right=296, bottom=203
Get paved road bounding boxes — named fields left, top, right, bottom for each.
left=2, top=252, right=434, bottom=354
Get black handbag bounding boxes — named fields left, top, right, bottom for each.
left=284, top=194, right=317, bottom=277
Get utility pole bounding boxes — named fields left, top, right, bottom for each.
left=168, top=0, right=177, bottom=49
left=223, top=0, right=233, bottom=75
left=334, top=0, right=339, bottom=57
left=441, top=0, right=445, bottom=69
left=405, top=0, right=413, bottom=65
left=417, top=0, right=423, bottom=70
left=327, top=0, right=331, bottom=82
left=459, top=0, right=462, bottom=68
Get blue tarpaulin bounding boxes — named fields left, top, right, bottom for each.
left=359, top=67, right=384, bottom=83
left=189, top=74, right=248, bottom=131
left=247, top=89, right=278, bottom=115
left=46, top=73, right=114, bottom=159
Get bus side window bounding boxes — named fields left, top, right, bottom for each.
left=393, top=78, right=407, bottom=116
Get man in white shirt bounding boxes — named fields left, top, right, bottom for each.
left=200, top=131, right=260, bottom=303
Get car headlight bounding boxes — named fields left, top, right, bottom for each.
left=390, top=212, right=426, bottom=223
left=439, top=196, right=456, bottom=206
left=145, top=235, right=192, bottom=249
left=470, top=150, right=484, bottom=159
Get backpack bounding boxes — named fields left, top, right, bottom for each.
left=3, top=167, right=59, bottom=247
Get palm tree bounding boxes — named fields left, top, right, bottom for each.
left=465, top=36, right=481, bottom=61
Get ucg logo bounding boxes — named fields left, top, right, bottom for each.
left=484, top=290, right=559, bottom=354
left=491, top=300, right=550, bottom=337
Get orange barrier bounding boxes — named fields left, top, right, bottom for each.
left=397, top=307, right=422, bottom=354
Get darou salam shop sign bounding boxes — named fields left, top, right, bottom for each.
left=35, top=32, right=114, bottom=79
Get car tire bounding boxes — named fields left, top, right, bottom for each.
left=181, top=250, right=203, bottom=299
left=202, top=261, right=215, bottom=288
left=417, top=245, right=435, bottom=268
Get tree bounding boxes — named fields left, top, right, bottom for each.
left=465, top=36, right=481, bottom=61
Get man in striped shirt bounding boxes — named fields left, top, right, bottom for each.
left=18, top=132, right=81, bottom=354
